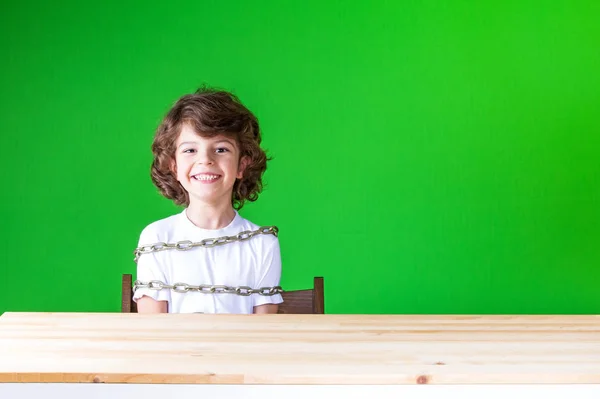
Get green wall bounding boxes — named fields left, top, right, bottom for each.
left=1, top=1, right=598, bottom=315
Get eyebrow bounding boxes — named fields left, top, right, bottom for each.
left=177, top=139, right=236, bottom=149
left=214, top=139, right=236, bottom=146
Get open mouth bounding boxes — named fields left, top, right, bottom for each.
left=191, top=174, right=221, bottom=182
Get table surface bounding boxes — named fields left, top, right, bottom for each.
left=0, top=312, right=598, bottom=384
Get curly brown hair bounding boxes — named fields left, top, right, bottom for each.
left=150, top=86, right=270, bottom=210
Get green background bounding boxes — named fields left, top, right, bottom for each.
left=1, top=1, right=598, bottom=315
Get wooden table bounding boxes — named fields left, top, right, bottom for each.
left=0, top=312, right=599, bottom=398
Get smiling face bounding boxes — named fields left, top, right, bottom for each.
left=173, top=124, right=248, bottom=208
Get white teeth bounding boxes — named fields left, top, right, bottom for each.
left=193, top=175, right=219, bottom=181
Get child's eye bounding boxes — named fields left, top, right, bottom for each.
left=215, top=147, right=229, bottom=153
left=182, top=148, right=196, bottom=154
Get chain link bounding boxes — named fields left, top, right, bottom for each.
left=134, top=280, right=284, bottom=296
left=133, top=226, right=279, bottom=262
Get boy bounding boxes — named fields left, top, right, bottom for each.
left=133, top=87, right=283, bottom=314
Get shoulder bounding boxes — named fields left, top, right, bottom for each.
left=138, top=211, right=184, bottom=245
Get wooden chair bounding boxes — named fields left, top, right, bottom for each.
left=277, top=276, right=325, bottom=314
left=121, top=274, right=324, bottom=314
left=121, top=274, right=138, bottom=313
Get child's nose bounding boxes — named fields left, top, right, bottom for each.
left=196, top=150, right=215, bottom=165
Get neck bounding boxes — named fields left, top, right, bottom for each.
left=185, top=200, right=236, bottom=230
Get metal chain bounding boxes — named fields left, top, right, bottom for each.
left=134, top=280, right=284, bottom=296
left=133, top=226, right=279, bottom=262
left=132, top=226, right=282, bottom=296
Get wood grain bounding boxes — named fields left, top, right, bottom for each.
left=0, top=312, right=598, bottom=384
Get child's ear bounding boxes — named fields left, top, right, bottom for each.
left=237, top=156, right=250, bottom=179
left=170, top=160, right=178, bottom=179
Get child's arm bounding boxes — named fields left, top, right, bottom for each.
left=133, top=225, right=172, bottom=312
left=253, top=303, right=278, bottom=314
left=252, top=238, right=283, bottom=313
left=137, top=296, right=168, bottom=313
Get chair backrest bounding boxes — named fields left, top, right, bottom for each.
left=277, top=277, right=324, bottom=314
left=121, top=274, right=324, bottom=314
left=121, top=273, right=137, bottom=313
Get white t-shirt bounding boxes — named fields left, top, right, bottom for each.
left=133, top=209, right=283, bottom=313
